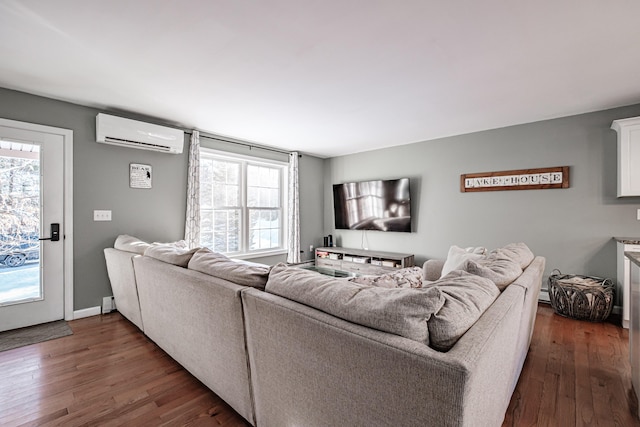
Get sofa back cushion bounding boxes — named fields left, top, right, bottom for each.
left=426, top=242, right=533, bottom=291
left=188, top=248, right=270, bottom=289
left=462, top=242, right=534, bottom=291
left=492, top=242, right=534, bottom=269
left=152, top=239, right=189, bottom=249
left=114, top=234, right=152, bottom=255
left=144, top=245, right=199, bottom=267
left=463, top=257, right=523, bottom=291
left=266, top=263, right=444, bottom=345
left=425, top=270, right=500, bottom=351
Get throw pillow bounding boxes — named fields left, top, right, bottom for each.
left=266, top=263, right=444, bottom=345
left=113, top=234, right=151, bottom=255
left=424, top=270, right=500, bottom=352
left=144, top=245, right=199, bottom=267
left=188, top=248, right=270, bottom=289
left=349, top=266, right=424, bottom=288
left=440, top=245, right=485, bottom=278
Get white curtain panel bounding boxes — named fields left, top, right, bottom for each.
left=287, top=152, right=301, bottom=263
left=184, top=130, right=201, bottom=249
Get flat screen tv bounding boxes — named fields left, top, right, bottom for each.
left=333, top=178, right=411, bottom=232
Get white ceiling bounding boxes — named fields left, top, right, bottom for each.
left=1, top=0, right=639, bottom=158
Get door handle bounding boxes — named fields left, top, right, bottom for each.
left=39, top=223, right=60, bottom=241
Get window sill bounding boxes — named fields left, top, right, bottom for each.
left=230, top=249, right=288, bottom=261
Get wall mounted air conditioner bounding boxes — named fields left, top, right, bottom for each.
left=96, top=113, right=184, bottom=154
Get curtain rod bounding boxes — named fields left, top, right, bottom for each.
left=185, top=130, right=300, bottom=157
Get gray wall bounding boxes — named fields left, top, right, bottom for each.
left=0, top=87, right=324, bottom=310
left=5, top=83, right=639, bottom=312
left=325, top=104, right=640, bottom=308
left=0, top=87, right=189, bottom=310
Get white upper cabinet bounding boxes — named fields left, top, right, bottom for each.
left=612, top=116, right=640, bottom=197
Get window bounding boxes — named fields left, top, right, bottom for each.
left=199, top=149, right=288, bottom=257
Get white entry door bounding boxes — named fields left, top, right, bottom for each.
left=0, top=119, right=71, bottom=332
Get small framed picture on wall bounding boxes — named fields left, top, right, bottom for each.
left=130, top=163, right=152, bottom=189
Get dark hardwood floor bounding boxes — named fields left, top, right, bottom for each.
left=0, top=304, right=638, bottom=426
left=504, top=304, right=639, bottom=427
left=0, top=313, right=250, bottom=426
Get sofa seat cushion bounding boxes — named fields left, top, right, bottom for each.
left=348, top=266, right=424, bottom=288
left=114, top=234, right=152, bottom=255
left=188, top=248, right=270, bottom=289
left=266, top=263, right=443, bottom=345
left=144, top=245, right=199, bottom=267
left=425, top=270, right=500, bottom=351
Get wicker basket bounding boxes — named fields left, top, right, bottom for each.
left=548, top=270, right=614, bottom=322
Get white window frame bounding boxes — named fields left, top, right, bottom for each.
left=199, top=148, right=288, bottom=259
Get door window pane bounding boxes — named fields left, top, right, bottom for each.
left=0, top=143, right=42, bottom=305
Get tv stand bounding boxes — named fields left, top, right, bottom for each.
left=315, top=247, right=414, bottom=275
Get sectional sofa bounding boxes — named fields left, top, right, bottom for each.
left=104, top=236, right=544, bottom=427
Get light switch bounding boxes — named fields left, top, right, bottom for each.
left=94, top=210, right=112, bottom=221
left=637, top=208, right=640, bottom=221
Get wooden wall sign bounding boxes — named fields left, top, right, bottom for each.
left=461, top=166, right=569, bottom=193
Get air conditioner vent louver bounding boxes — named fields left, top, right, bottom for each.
left=96, top=113, right=184, bottom=154
left=103, top=136, right=173, bottom=152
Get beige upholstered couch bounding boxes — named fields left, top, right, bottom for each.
left=104, top=237, right=544, bottom=427
left=105, top=238, right=269, bottom=425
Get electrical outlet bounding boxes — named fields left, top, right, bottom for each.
left=637, top=208, right=640, bottom=221
left=310, top=245, right=314, bottom=253
left=94, top=210, right=112, bottom=221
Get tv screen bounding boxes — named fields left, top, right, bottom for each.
left=333, top=178, right=411, bottom=232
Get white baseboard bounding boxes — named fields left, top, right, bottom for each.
left=73, top=306, right=101, bottom=319
left=538, top=290, right=550, bottom=303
